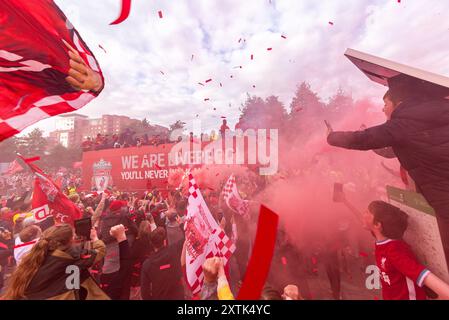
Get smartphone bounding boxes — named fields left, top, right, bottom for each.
left=333, top=183, right=344, bottom=203
left=74, top=218, right=92, bottom=239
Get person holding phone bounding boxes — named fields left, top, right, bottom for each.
left=326, top=78, right=449, bottom=267
left=3, top=224, right=108, bottom=300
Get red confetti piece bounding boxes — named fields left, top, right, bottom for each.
left=221, top=116, right=226, bottom=118
left=204, top=98, right=210, bottom=101
left=267, top=48, right=272, bottom=51
left=205, top=79, right=212, bottom=83
left=160, top=264, right=171, bottom=270
left=281, top=35, right=287, bottom=39
left=110, top=0, right=132, bottom=25
left=98, top=44, right=107, bottom=53
left=329, top=21, right=334, bottom=26
left=90, top=269, right=99, bottom=274
left=213, top=107, right=216, bottom=111
left=359, top=251, right=369, bottom=258
left=251, top=54, right=254, bottom=60
left=238, top=38, right=242, bottom=43
left=198, top=82, right=204, bottom=86
left=191, top=54, right=194, bottom=61
left=237, top=205, right=279, bottom=300
left=220, top=82, right=223, bottom=87
left=281, top=256, right=287, bottom=265
left=252, top=85, right=256, bottom=88
left=160, top=71, right=165, bottom=75
left=158, top=10, right=163, bottom=19
left=230, top=75, right=234, bottom=78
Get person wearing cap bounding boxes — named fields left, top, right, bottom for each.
left=327, top=75, right=449, bottom=265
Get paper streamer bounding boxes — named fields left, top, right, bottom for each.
left=237, top=205, right=279, bottom=300
left=110, top=0, right=132, bottom=25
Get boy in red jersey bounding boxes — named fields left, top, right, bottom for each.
left=363, top=200, right=449, bottom=300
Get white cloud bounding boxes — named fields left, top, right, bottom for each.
left=22, top=0, right=449, bottom=136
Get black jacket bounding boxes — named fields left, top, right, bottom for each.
left=141, top=240, right=184, bottom=300
left=328, top=98, right=449, bottom=213
left=24, top=240, right=108, bottom=300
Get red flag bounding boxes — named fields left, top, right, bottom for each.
left=31, top=178, right=52, bottom=223
left=19, top=155, right=81, bottom=225
left=0, top=0, right=103, bottom=142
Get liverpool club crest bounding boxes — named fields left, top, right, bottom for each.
left=92, top=159, right=113, bottom=192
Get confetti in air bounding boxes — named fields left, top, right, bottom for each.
left=98, top=44, right=107, bottom=53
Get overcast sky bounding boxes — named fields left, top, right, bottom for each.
left=23, top=0, right=449, bottom=136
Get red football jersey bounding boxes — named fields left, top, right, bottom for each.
left=375, top=239, right=430, bottom=300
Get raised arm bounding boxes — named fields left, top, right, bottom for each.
left=327, top=122, right=399, bottom=151
left=91, top=192, right=107, bottom=226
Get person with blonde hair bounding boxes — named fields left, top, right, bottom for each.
left=3, top=224, right=108, bottom=300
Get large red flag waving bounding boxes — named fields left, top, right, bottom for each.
left=19, top=156, right=82, bottom=225
left=0, top=0, right=103, bottom=141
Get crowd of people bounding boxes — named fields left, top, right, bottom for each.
left=81, top=119, right=231, bottom=152
left=0, top=178, right=304, bottom=300
left=0, top=153, right=448, bottom=300
left=2, top=79, right=449, bottom=300
left=81, top=129, right=171, bottom=152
